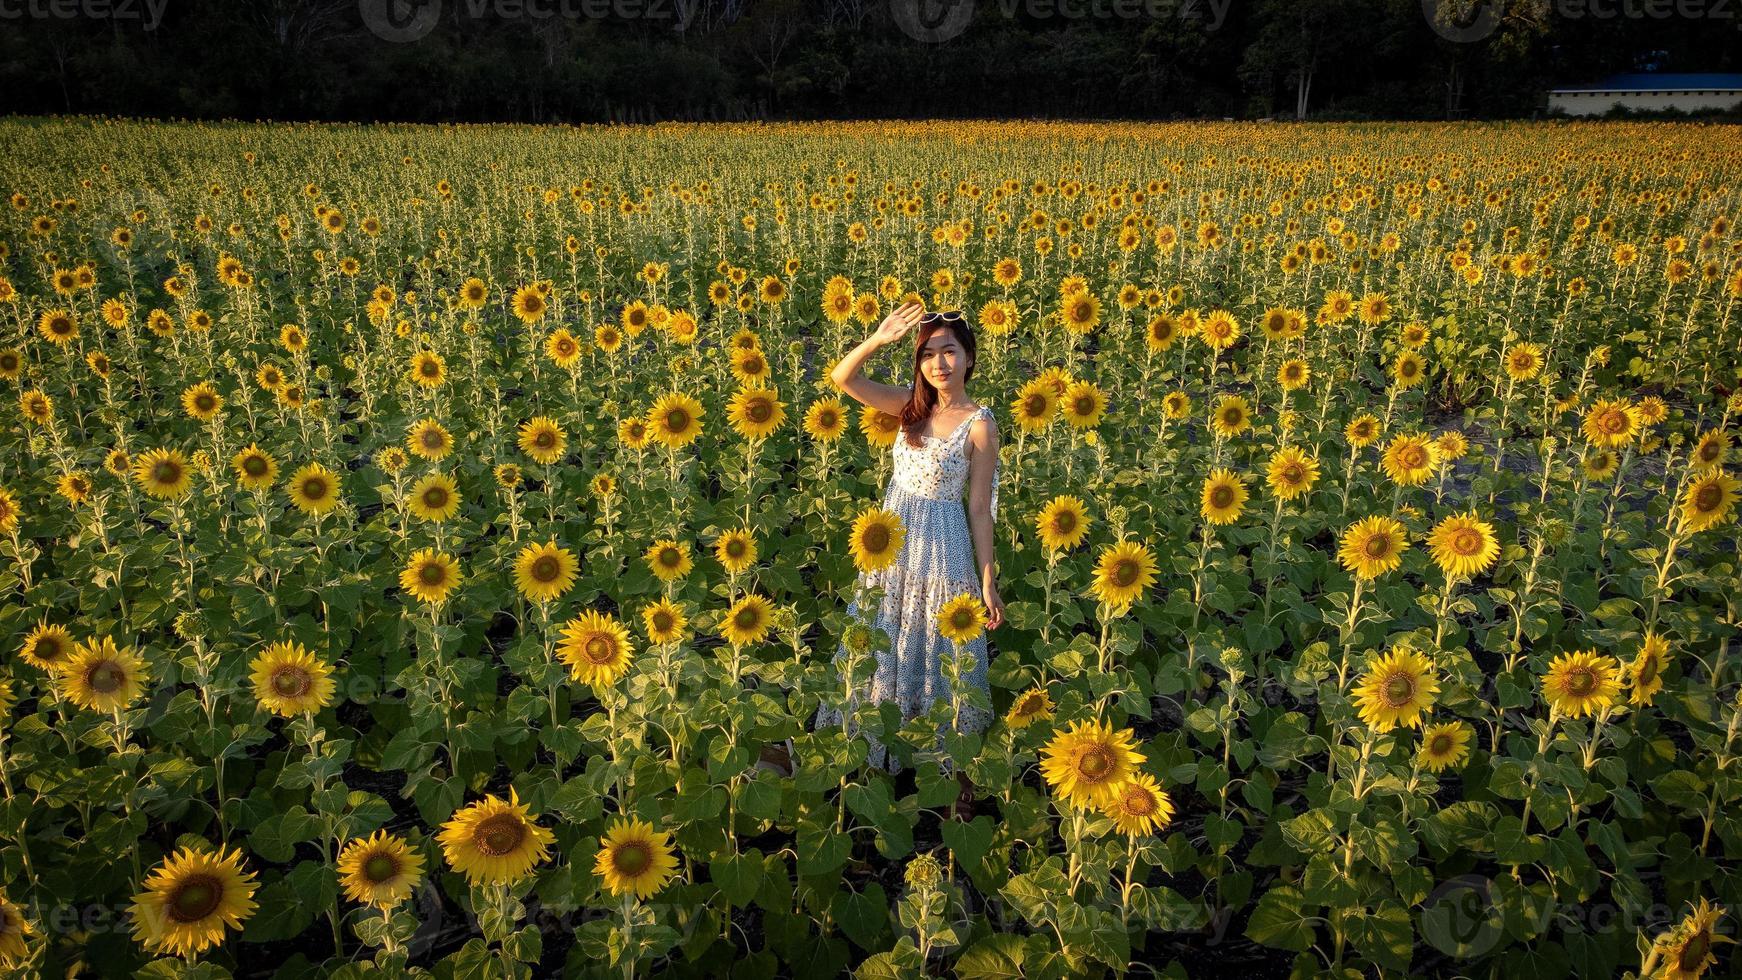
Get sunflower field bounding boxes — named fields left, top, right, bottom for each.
left=0, top=116, right=1739, bottom=979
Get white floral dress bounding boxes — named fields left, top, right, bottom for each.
left=815, top=403, right=1000, bottom=773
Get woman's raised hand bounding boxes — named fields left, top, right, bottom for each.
left=871, top=300, right=924, bottom=347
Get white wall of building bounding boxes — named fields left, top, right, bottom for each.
left=1548, top=90, right=1742, bottom=116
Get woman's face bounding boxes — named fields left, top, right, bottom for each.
left=919, top=329, right=968, bottom=392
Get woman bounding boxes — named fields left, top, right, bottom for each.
left=809, top=300, right=1004, bottom=817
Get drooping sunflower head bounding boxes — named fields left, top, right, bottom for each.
left=719, top=593, right=775, bottom=648
left=1426, top=511, right=1500, bottom=581
left=641, top=597, right=688, bottom=646
left=134, top=447, right=193, bottom=500
left=1628, top=631, right=1672, bottom=707
left=803, top=397, right=848, bottom=442
left=1541, top=650, right=1622, bottom=719
left=337, top=830, right=426, bottom=910
left=438, top=789, right=556, bottom=887
left=287, top=463, right=342, bottom=516
left=727, top=386, right=786, bottom=441
left=248, top=640, right=337, bottom=719
left=1039, top=718, right=1146, bottom=810
left=129, top=845, right=259, bottom=959
left=557, top=609, right=635, bottom=689
left=1035, top=495, right=1091, bottom=553
left=1679, top=471, right=1738, bottom=534
left=648, top=392, right=705, bottom=449
left=0, top=892, right=35, bottom=965
left=60, top=635, right=148, bottom=713
left=1649, top=898, right=1731, bottom=980
left=937, top=593, right=989, bottom=645
left=515, top=540, right=579, bottom=603
left=1200, top=468, right=1249, bottom=525
left=0, top=487, right=17, bottom=534
left=1352, top=647, right=1439, bottom=732
left=593, top=817, right=681, bottom=901
left=1417, top=721, right=1473, bottom=773
left=1265, top=447, right=1320, bottom=503
left=1098, top=772, right=1175, bottom=837
left=20, top=620, right=75, bottom=672
left=1338, top=514, right=1410, bottom=581
left=1090, top=540, right=1158, bottom=610
left=408, top=473, right=460, bottom=523
left=849, top=507, right=905, bottom=574
left=1005, top=687, right=1056, bottom=730
left=1210, top=395, right=1251, bottom=439
left=231, top=444, right=278, bottom=490
left=399, top=549, right=461, bottom=606
left=714, top=529, right=757, bottom=575
left=517, top=416, right=567, bottom=465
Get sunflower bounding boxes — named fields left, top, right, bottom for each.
left=641, top=597, right=688, bottom=646
left=337, top=830, right=426, bottom=909
left=937, top=593, right=988, bottom=644
left=1060, top=380, right=1107, bottom=429
left=511, top=284, right=548, bottom=324
left=458, top=277, right=490, bottom=310
left=1200, top=468, right=1248, bottom=525
left=1691, top=430, right=1729, bottom=471
left=1011, top=378, right=1059, bottom=433
left=59, top=636, right=148, bottom=713
left=1628, top=632, right=1672, bottom=707
left=1380, top=433, right=1438, bottom=487
left=1006, top=687, right=1056, bottom=729
left=1679, top=471, right=1738, bottom=533
left=617, top=416, right=652, bottom=450
left=1098, top=772, right=1175, bottom=837
left=714, top=529, right=757, bottom=575
left=36, top=308, right=77, bottom=345
left=406, top=419, right=454, bottom=461
left=1338, top=515, right=1410, bottom=580
left=1434, top=429, right=1469, bottom=463
left=438, top=789, right=556, bottom=886
left=1417, top=721, right=1473, bottom=772
left=1162, top=391, right=1191, bottom=420
left=1541, top=650, right=1622, bottom=719
left=408, top=473, right=460, bottom=523
left=1145, top=313, right=1178, bottom=352
left=727, top=386, right=786, bottom=440
left=849, top=507, right=906, bottom=573
left=1345, top=414, right=1382, bottom=448
left=400, top=549, right=461, bottom=606
left=19, top=620, right=75, bottom=672
left=557, top=609, right=635, bottom=688
left=594, top=817, right=681, bottom=901
left=1090, top=540, right=1158, bottom=609
left=1426, top=511, right=1500, bottom=580
left=1210, top=395, right=1252, bottom=438
left=546, top=328, right=582, bottom=367
left=287, top=463, right=342, bottom=516
left=0, top=488, right=18, bottom=533
left=515, top=540, right=579, bottom=603
left=1392, top=351, right=1427, bottom=389
left=648, top=392, right=705, bottom=449
left=1582, top=398, right=1641, bottom=448
left=1058, top=290, right=1102, bottom=334
left=55, top=470, right=92, bottom=506
left=377, top=447, right=409, bottom=475
left=720, top=593, right=775, bottom=647
left=1198, top=309, right=1240, bottom=351
left=518, top=417, right=567, bottom=465
left=129, top=845, right=258, bottom=958
left=1039, top=718, right=1146, bottom=809
left=1035, top=495, right=1091, bottom=553
left=1649, top=898, right=1731, bottom=980
left=180, top=382, right=224, bottom=421
left=803, top=397, right=849, bottom=442
left=1276, top=358, right=1311, bottom=391
left=1352, top=647, right=1438, bottom=731
left=231, top=444, right=277, bottom=490
left=730, top=347, right=772, bottom=387
left=134, top=447, right=193, bottom=500
left=0, top=893, right=34, bottom=966
left=642, top=538, right=692, bottom=584
left=248, top=640, right=337, bottom=718
left=1582, top=450, right=1619, bottom=481
left=1266, top=446, right=1320, bottom=502
left=409, top=350, right=446, bottom=388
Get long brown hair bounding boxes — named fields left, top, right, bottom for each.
left=900, top=316, right=978, bottom=448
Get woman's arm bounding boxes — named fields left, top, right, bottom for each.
left=966, top=414, right=1004, bottom=630
left=830, top=300, right=922, bottom=416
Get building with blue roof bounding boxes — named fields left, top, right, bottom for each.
left=1548, top=73, right=1742, bottom=116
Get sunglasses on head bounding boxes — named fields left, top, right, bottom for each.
left=917, top=309, right=966, bottom=324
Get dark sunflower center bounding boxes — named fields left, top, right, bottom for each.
left=665, top=409, right=689, bottom=431
left=1121, top=787, right=1155, bottom=815
left=1078, top=747, right=1112, bottom=780
left=168, top=875, right=223, bottom=923
left=424, top=488, right=448, bottom=508
left=1112, top=559, right=1139, bottom=587
left=1566, top=670, right=1594, bottom=696
left=302, top=478, right=328, bottom=500
left=419, top=562, right=446, bottom=585
left=535, top=431, right=554, bottom=448
left=272, top=667, right=311, bottom=697
left=1053, top=512, right=1077, bottom=534
left=1281, top=463, right=1304, bottom=483
left=747, top=401, right=771, bottom=423
left=1400, top=447, right=1426, bottom=468
left=533, top=556, right=560, bottom=581
left=583, top=635, right=615, bottom=664
left=1694, top=485, right=1721, bottom=512
left=819, top=410, right=838, bottom=427
left=473, top=814, right=526, bottom=856
left=1429, top=734, right=1454, bottom=755
left=612, top=842, right=651, bottom=876
left=1211, top=486, right=1234, bottom=508
left=1451, top=529, right=1481, bottom=555
left=422, top=432, right=444, bottom=449
left=1680, top=931, right=1711, bottom=971
left=244, top=455, right=268, bottom=476
left=421, top=360, right=439, bottom=377
left=862, top=526, right=890, bottom=553
left=1024, top=395, right=1048, bottom=416
left=734, top=607, right=760, bottom=630
left=1365, top=535, right=1392, bottom=559
left=1638, top=656, right=1659, bottom=685
left=1383, top=675, right=1415, bottom=706
left=651, top=612, right=674, bottom=632
left=1073, top=397, right=1094, bottom=415
left=89, top=662, right=124, bottom=693
left=154, top=462, right=180, bottom=484
left=726, top=540, right=746, bottom=558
